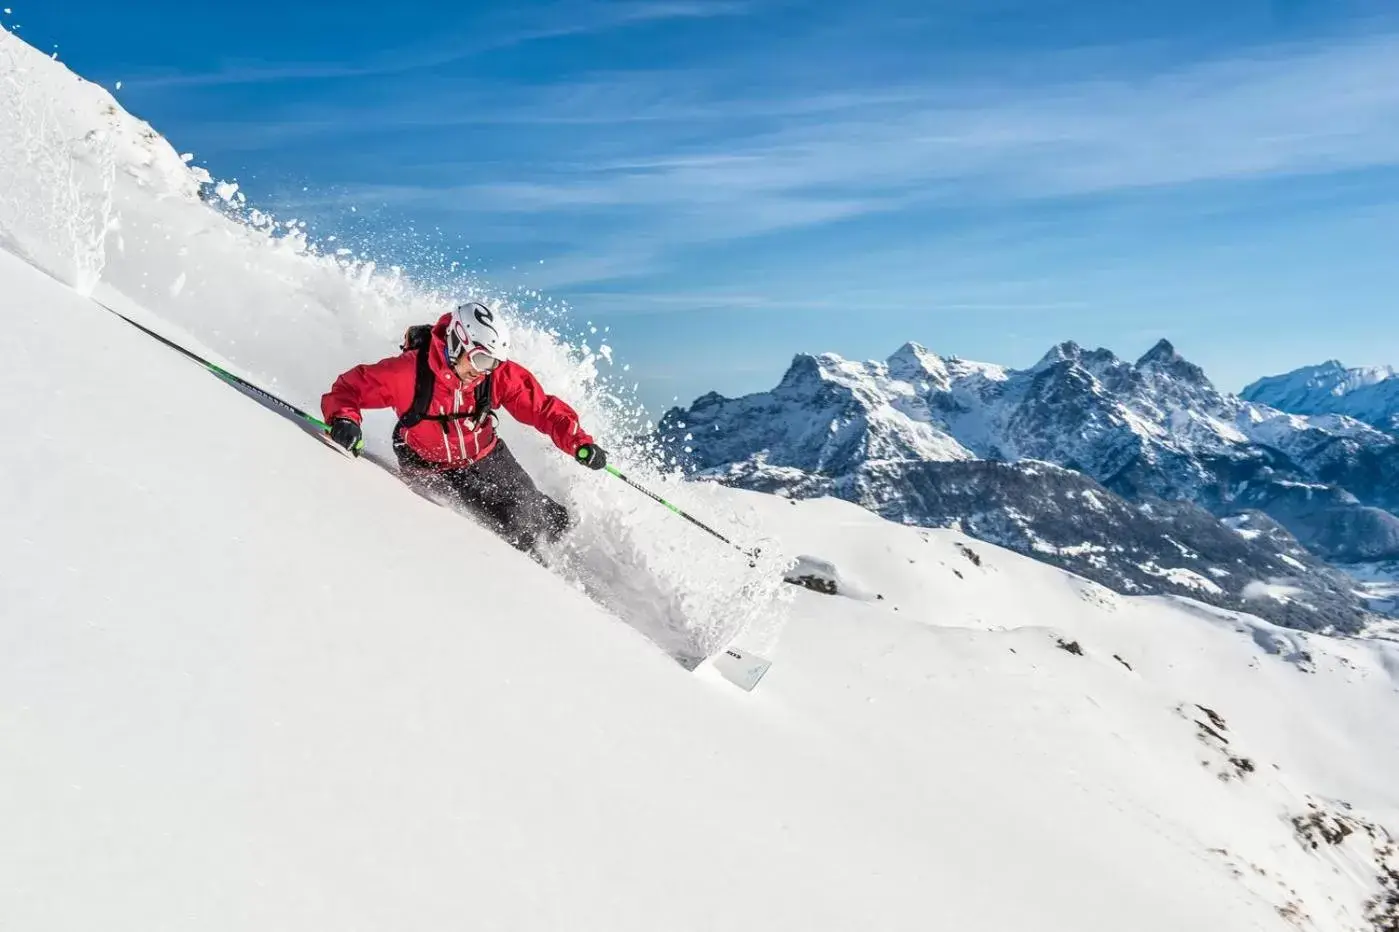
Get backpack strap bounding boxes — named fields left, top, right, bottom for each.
left=398, top=340, right=437, bottom=430
left=473, top=370, right=495, bottom=425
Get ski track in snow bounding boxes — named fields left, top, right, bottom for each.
left=3, top=25, right=1399, bottom=932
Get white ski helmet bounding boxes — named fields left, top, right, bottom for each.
left=445, top=300, right=510, bottom=367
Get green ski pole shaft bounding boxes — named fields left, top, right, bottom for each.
left=100, top=302, right=329, bottom=431
left=604, top=464, right=757, bottom=560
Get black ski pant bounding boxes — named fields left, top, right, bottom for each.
left=397, top=440, right=572, bottom=554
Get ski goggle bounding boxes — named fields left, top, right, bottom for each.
left=466, top=346, right=501, bottom=372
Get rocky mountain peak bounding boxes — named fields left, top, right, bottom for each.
left=1032, top=340, right=1085, bottom=371
left=886, top=341, right=950, bottom=388
left=1139, top=337, right=1178, bottom=363
left=1242, top=359, right=1399, bottom=430
left=1029, top=341, right=1128, bottom=382
left=775, top=353, right=825, bottom=390
left=1134, top=338, right=1212, bottom=388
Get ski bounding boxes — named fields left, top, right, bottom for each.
left=709, top=645, right=773, bottom=692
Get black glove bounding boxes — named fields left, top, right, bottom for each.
left=328, top=418, right=364, bottom=456
left=575, top=443, right=607, bottom=471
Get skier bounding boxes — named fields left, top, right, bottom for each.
left=321, top=301, right=608, bottom=554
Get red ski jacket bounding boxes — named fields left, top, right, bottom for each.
left=321, top=313, right=593, bottom=468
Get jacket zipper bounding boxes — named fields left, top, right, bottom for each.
left=439, top=400, right=453, bottom=462
left=453, top=388, right=469, bottom=459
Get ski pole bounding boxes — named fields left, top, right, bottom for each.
left=603, top=464, right=759, bottom=562
left=99, top=302, right=330, bottom=431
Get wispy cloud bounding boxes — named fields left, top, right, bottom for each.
left=124, top=0, right=755, bottom=90
left=248, top=27, right=1399, bottom=289
left=452, top=31, right=1399, bottom=203
left=557, top=289, right=1092, bottom=318
left=180, top=81, right=920, bottom=155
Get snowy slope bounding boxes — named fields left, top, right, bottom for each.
left=4, top=25, right=1399, bottom=932
left=1244, top=361, right=1399, bottom=433
left=6, top=247, right=1399, bottom=931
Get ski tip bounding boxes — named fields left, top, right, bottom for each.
left=709, top=645, right=773, bottom=692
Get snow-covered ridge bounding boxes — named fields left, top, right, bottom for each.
left=660, top=337, right=1399, bottom=628
left=672, top=336, right=1393, bottom=476
left=1244, top=360, right=1399, bottom=432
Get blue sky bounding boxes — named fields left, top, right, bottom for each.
left=8, top=0, right=1399, bottom=414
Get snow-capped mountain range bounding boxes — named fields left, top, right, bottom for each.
left=1244, top=360, right=1399, bottom=433
left=659, top=339, right=1399, bottom=631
